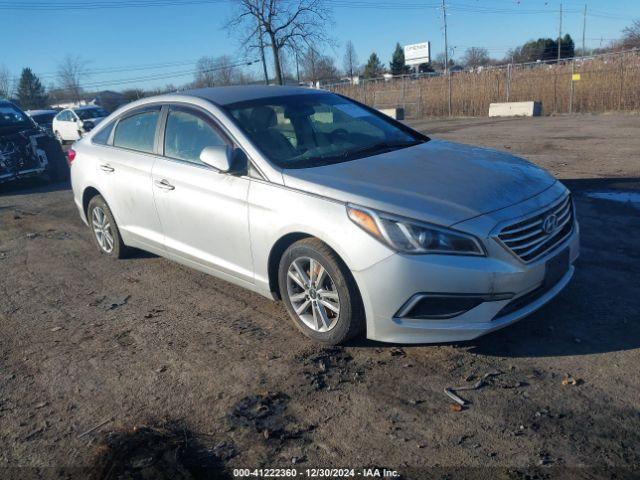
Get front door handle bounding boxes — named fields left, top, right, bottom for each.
left=99, top=164, right=115, bottom=172
left=154, top=179, right=175, bottom=191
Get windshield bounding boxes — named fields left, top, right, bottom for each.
left=75, top=108, right=108, bottom=120
left=31, top=112, right=56, bottom=124
left=224, top=93, right=427, bottom=169
left=0, top=103, right=31, bottom=127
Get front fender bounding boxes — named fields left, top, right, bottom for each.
left=248, top=180, right=394, bottom=293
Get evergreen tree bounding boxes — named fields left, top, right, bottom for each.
left=16, top=68, right=48, bottom=109
left=508, top=35, right=577, bottom=63
left=363, top=52, right=384, bottom=79
left=390, top=43, right=408, bottom=75
left=561, top=34, right=575, bottom=58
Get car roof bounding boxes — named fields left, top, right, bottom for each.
left=72, top=105, right=104, bottom=111
left=26, top=109, right=57, bottom=115
left=178, top=85, right=322, bottom=107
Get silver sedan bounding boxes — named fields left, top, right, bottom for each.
left=69, top=86, right=579, bottom=345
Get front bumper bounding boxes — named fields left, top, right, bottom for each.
left=353, top=192, right=580, bottom=344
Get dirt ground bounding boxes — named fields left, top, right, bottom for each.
left=1, top=114, right=639, bottom=479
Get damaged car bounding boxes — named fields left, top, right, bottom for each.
left=0, top=100, right=69, bottom=185
left=52, top=106, right=108, bottom=144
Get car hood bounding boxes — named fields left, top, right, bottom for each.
left=282, top=139, right=557, bottom=226
left=0, top=124, right=39, bottom=137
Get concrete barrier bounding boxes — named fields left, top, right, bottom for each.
left=489, top=101, right=542, bottom=117
left=378, top=107, right=405, bottom=120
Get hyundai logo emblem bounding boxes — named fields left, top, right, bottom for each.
left=542, top=214, right=558, bottom=234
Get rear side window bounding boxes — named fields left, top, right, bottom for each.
left=113, top=109, right=160, bottom=154
left=163, top=108, right=226, bottom=164
left=92, top=121, right=115, bottom=145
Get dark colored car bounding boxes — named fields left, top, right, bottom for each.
left=26, top=109, right=58, bottom=134
left=0, top=100, right=69, bottom=184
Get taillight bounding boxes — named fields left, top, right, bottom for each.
left=67, top=149, right=76, bottom=165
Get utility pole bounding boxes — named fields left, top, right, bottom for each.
left=582, top=4, right=587, bottom=58
left=442, top=0, right=449, bottom=74
left=442, top=0, right=452, bottom=116
left=557, top=1, right=563, bottom=62
left=257, top=18, right=269, bottom=85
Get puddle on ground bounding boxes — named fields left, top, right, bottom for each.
left=584, top=190, right=640, bottom=208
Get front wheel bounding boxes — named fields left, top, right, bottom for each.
left=278, top=238, right=364, bottom=345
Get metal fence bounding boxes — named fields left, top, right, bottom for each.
left=324, top=49, right=640, bottom=119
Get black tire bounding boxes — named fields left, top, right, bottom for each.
left=87, top=195, right=128, bottom=259
left=278, top=238, right=365, bottom=345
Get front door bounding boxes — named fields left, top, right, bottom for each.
left=151, top=105, right=254, bottom=283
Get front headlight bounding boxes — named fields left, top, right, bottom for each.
left=347, top=205, right=485, bottom=256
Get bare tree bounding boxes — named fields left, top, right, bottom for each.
left=194, top=55, right=243, bottom=87
left=194, top=56, right=217, bottom=87
left=461, top=47, right=491, bottom=69
left=622, top=19, right=640, bottom=49
left=227, top=0, right=331, bottom=85
left=57, top=55, right=89, bottom=102
left=213, top=55, right=241, bottom=86
left=121, top=88, right=147, bottom=103
left=343, top=40, right=358, bottom=79
left=301, top=48, right=338, bottom=84
left=0, top=65, right=14, bottom=98
left=433, top=52, right=454, bottom=71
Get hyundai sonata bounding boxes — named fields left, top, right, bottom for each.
left=69, top=86, right=579, bottom=344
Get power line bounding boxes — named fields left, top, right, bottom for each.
left=76, top=58, right=259, bottom=89
left=0, top=0, right=439, bottom=11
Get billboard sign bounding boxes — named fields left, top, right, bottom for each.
left=404, top=42, right=430, bottom=66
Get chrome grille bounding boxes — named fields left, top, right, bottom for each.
left=496, top=194, right=574, bottom=263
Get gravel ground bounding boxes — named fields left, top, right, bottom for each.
left=1, top=114, right=639, bottom=479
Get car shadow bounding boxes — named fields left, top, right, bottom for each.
left=0, top=178, right=71, bottom=196
left=126, top=249, right=159, bottom=260
left=350, top=177, right=640, bottom=358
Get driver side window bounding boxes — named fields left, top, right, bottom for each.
left=164, top=108, right=226, bottom=165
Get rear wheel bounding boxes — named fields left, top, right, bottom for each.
left=87, top=195, right=128, bottom=259
left=278, top=238, right=364, bottom=345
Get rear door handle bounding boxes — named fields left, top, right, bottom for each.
left=154, top=179, right=175, bottom=191
left=99, top=164, right=115, bottom=172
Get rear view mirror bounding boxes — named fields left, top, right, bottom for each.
left=200, top=145, right=233, bottom=172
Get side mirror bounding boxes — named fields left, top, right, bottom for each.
left=199, top=145, right=248, bottom=175
left=199, top=145, right=233, bottom=172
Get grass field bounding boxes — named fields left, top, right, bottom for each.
left=329, top=50, right=640, bottom=118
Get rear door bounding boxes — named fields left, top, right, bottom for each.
left=96, top=105, right=164, bottom=251
left=151, top=104, right=254, bottom=283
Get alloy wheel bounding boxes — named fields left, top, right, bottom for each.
left=286, top=256, right=340, bottom=332
left=91, top=206, right=114, bottom=253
